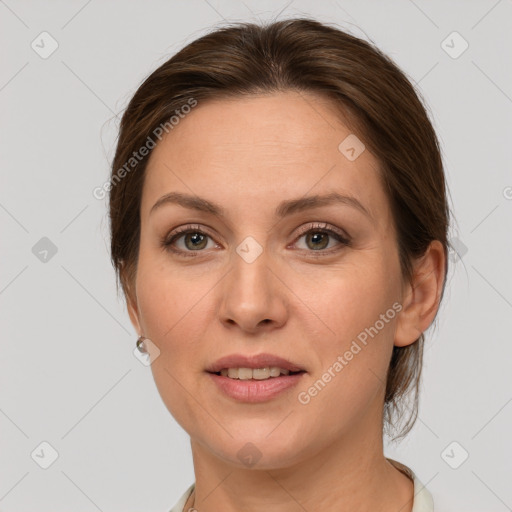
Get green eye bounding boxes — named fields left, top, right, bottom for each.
left=307, top=231, right=329, bottom=250
left=295, top=228, right=350, bottom=252
left=181, top=232, right=209, bottom=250
left=164, top=229, right=214, bottom=255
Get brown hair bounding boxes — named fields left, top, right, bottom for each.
left=108, top=17, right=451, bottom=441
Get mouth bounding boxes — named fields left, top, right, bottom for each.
left=208, top=368, right=306, bottom=379
left=207, top=368, right=307, bottom=403
left=204, top=353, right=307, bottom=402
left=205, top=352, right=307, bottom=375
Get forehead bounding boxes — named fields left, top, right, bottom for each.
left=141, top=91, right=388, bottom=226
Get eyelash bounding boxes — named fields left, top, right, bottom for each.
left=161, top=222, right=351, bottom=258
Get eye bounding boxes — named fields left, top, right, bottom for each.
left=162, top=224, right=218, bottom=256
left=162, top=222, right=351, bottom=258
left=292, top=222, right=351, bottom=254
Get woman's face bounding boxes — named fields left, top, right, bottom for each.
left=128, top=91, right=407, bottom=468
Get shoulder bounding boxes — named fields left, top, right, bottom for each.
left=168, top=482, right=195, bottom=512
left=387, top=458, right=434, bottom=512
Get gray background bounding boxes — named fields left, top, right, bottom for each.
left=1, top=0, right=511, bottom=510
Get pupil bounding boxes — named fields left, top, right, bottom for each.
left=186, top=233, right=206, bottom=250
left=307, top=232, right=328, bottom=250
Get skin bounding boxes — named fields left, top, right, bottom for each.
left=126, top=91, right=445, bottom=512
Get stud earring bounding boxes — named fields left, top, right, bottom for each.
left=136, top=335, right=148, bottom=353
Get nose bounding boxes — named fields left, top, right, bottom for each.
left=218, top=245, right=288, bottom=334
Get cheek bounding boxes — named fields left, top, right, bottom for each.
left=135, top=252, right=214, bottom=340
left=136, top=265, right=214, bottom=425
left=294, top=259, right=398, bottom=345
left=292, top=259, right=398, bottom=402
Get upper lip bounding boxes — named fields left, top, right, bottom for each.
left=206, top=353, right=306, bottom=373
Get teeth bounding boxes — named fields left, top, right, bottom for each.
left=219, top=367, right=292, bottom=380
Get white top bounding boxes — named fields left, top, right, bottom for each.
left=169, top=458, right=434, bottom=512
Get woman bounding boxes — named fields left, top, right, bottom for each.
left=109, top=18, right=449, bottom=511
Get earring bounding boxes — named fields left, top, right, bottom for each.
left=136, top=335, right=148, bottom=353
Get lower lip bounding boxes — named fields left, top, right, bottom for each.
left=207, top=372, right=306, bottom=403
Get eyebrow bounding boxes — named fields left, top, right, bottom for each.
left=150, top=191, right=374, bottom=223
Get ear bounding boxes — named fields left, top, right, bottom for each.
left=394, top=240, right=446, bottom=347
left=126, top=288, right=142, bottom=336
left=121, top=265, right=142, bottom=336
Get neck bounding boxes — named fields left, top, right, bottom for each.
left=186, top=404, right=414, bottom=512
